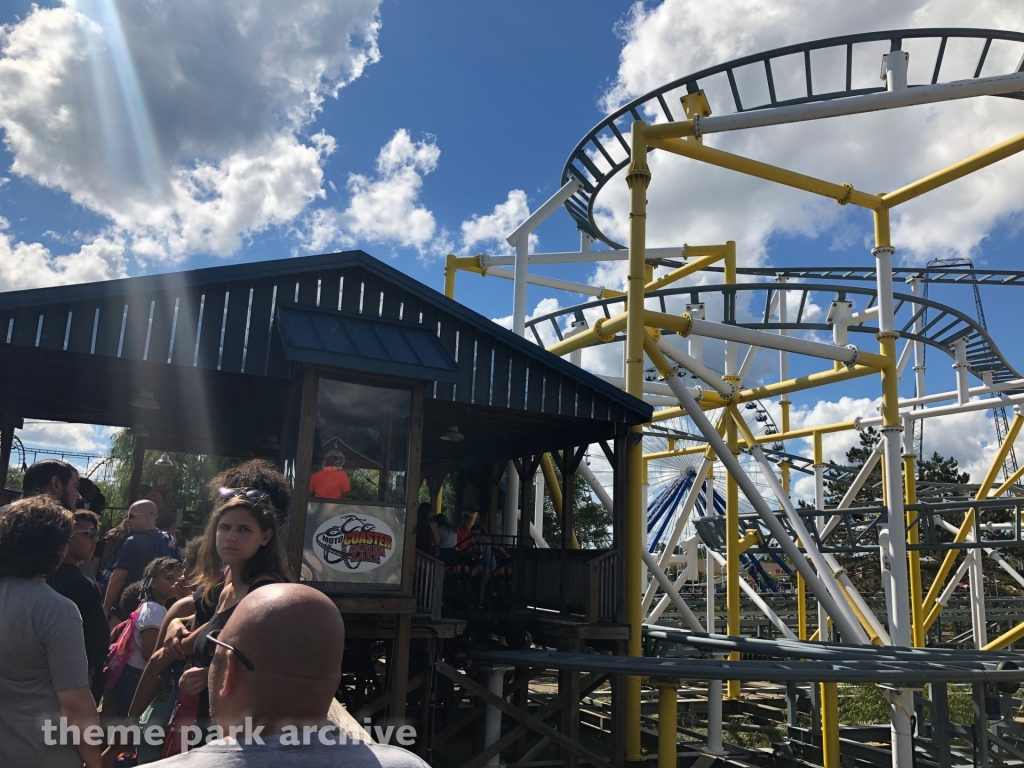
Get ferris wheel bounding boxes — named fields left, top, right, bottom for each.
left=642, top=385, right=784, bottom=552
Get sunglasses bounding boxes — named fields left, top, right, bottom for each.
left=127, top=511, right=152, bottom=520
left=206, top=629, right=255, bottom=672
left=74, top=527, right=98, bottom=539
left=218, top=488, right=271, bottom=505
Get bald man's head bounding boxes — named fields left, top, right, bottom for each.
left=127, top=499, right=158, bottom=533
left=208, top=583, right=345, bottom=732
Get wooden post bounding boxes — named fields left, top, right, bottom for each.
left=388, top=613, right=413, bottom=726
left=611, top=427, right=628, bottom=768
left=518, top=457, right=533, bottom=544
left=390, top=384, right=424, bottom=728
left=488, top=461, right=501, bottom=535
left=127, top=432, right=148, bottom=504
left=0, top=418, right=16, bottom=500
left=287, top=366, right=319, bottom=575
left=559, top=638, right=582, bottom=768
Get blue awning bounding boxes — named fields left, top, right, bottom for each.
left=276, top=303, right=458, bottom=383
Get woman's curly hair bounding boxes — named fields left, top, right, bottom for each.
left=0, top=496, right=74, bottom=578
left=207, top=459, right=291, bottom=523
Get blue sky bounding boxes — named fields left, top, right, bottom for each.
left=2, top=0, right=1024, bottom=485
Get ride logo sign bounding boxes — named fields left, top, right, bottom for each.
left=313, top=512, right=397, bottom=573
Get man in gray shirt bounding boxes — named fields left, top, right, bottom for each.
left=153, top=583, right=429, bottom=768
left=0, top=497, right=101, bottom=768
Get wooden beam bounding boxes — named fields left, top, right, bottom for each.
left=387, top=613, right=412, bottom=726
left=287, top=366, right=319, bottom=575
left=0, top=420, right=14, bottom=496
left=435, top=661, right=614, bottom=768
left=461, top=670, right=607, bottom=768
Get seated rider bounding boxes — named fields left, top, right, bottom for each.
left=309, top=452, right=352, bottom=500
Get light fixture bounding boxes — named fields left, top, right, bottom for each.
left=440, top=424, right=464, bottom=442
left=154, top=453, right=174, bottom=467
left=130, top=390, right=160, bottom=410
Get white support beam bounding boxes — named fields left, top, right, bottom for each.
left=695, top=70, right=1024, bottom=136
left=664, top=376, right=868, bottom=643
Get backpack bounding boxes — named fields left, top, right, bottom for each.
left=104, top=609, right=139, bottom=690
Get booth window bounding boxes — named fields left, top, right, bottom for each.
left=301, top=377, right=412, bottom=588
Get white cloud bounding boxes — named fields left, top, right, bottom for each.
left=591, top=0, right=1024, bottom=288
left=0, top=218, right=126, bottom=291
left=300, top=129, right=451, bottom=259
left=17, top=421, right=110, bottom=454
left=461, top=189, right=537, bottom=255
left=772, top=395, right=1000, bottom=502
left=492, top=296, right=562, bottom=333
left=0, top=0, right=381, bottom=264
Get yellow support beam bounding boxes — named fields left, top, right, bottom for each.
left=623, top=120, right=651, bottom=765
left=983, top=619, right=1024, bottom=651
left=546, top=311, right=628, bottom=358
left=444, top=254, right=485, bottom=299
left=648, top=136, right=882, bottom=210
left=990, top=463, right=1024, bottom=498
left=735, top=364, right=881, bottom=404
left=645, top=252, right=725, bottom=293
left=736, top=529, right=762, bottom=555
left=658, top=684, right=678, bottom=768
left=882, top=131, right=1024, bottom=208
left=821, top=682, right=841, bottom=768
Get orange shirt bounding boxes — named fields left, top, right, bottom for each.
left=309, top=467, right=351, bottom=499
left=456, top=525, right=474, bottom=550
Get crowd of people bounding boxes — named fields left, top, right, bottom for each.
left=0, top=457, right=430, bottom=768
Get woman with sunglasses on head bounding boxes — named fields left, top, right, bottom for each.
left=163, top=491, right=293, bottom=738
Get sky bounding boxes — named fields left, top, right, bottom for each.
left=2, top=0, right=1024, bottom=497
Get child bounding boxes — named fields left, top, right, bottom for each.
left=107, top=556, right=183, bottom=718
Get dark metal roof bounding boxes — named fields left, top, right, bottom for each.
left=0, top=251, right=650, bottom=460
left=276, top=304, right=457, bottom=383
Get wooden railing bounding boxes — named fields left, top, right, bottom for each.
left=414, top=551, right=445, bottom=620
left=513, top=548, right=618, bottom=622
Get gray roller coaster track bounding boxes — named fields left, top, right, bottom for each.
left=562, top=28, right=1024, bottom=249
left=525, top=280, right=1023, bottom=386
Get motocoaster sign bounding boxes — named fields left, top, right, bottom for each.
left=313, top=512, right=397, bottom=573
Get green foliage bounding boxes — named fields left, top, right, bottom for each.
left=824, top=427, right=882, bottom=507
left=97, top=428, right=241, bottom=531
left=917, top=451, right=970, bottom=484
left=540, top=459, right=612, bottom=549
left=6, top=466, right=23, bottom=493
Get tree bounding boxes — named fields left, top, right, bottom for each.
left=97, top=428, right=240, bottom=531
left=540, top=459, right=612, bottom=549
left=824, top=427, right=883, bottom=507
left=917, top=452, right=970, bottom=484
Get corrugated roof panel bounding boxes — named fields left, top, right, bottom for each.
left=277, top=304, right=457, bottom=383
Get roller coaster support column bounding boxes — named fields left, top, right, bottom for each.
left=658, top=684, right=678, bottom=768
left=725, top=404, right=741, bottom=699
left=623, top=122, right=650, bottom=765
left=902, top=414, right=924, bottom=648
left=503, top=177, right=583, bottom=542
left=722, top=241, right=741, bottom=700
left=706, top=550, right=725, bottom=756
left=873, top=208, right=914, bottom=768
left=813, top=433, right=828, bottom=639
